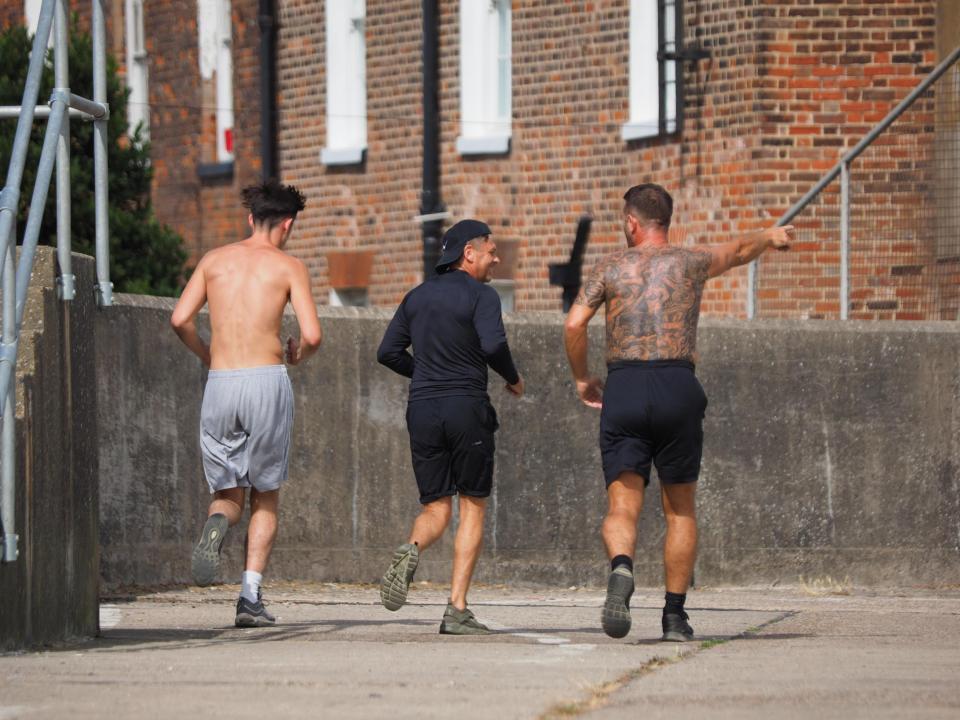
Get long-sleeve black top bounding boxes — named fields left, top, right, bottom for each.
left=377, top=270, right=520, bottom=401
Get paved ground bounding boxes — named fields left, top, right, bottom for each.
left=1, top=582, right=958, bottom=719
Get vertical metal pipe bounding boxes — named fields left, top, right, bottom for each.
left=420, top=0, right=444, bottom=278
left=1, top=224, right=16, bottom=562
left=54, top=0, right=75, bottom=301
left=0, top=0, right=57, bottom=283
left=93, top=0, right=112, bottom=306
left=840, top=160, right=850, bottom=321
left=747, top=260, right=756, bottom=319
left=258, top=0, right=278, bottom=180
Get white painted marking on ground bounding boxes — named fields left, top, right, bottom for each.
left=99, top=604, right=122, bottom=629
left=0, top=706, right=35, bottom=719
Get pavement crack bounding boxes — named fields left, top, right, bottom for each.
left=538, top=611, right=799, bottom=719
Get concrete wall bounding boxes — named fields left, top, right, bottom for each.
left=0, top=249, right=99, bottom=650
left=97, top=299, right=960, bottom=589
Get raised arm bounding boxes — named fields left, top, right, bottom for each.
left=563, top=262, right=605, bottom=408
left=286, top=258, right=322, bottom=365
left=170, top=258, right=212, bottom=366
left=703, top=225, right=794, bottom=278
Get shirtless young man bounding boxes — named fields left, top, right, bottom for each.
left=171, top=181, right=321, bottom=627
left=564, top=183, right=792, bottom=642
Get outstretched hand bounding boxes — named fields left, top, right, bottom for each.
left=767, top=224, right=794, bottom=251
left=576, top=377, right=604, bottom=409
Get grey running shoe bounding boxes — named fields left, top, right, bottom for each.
left=601, top=566, right=635, bottom=639
left=439, top=603, right=492, bottom=635
left=191, top=513, right=229, bottom=586
left=380, top=542, right=419, bottom=611
left=235, top=592, right=276, bottom=628
left=661, top=611, right=694, bottom=642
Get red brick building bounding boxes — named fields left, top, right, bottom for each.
left=2, top=1, right=957, bottom=318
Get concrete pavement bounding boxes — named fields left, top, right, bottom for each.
left=1, top=583, right=958, bottom=719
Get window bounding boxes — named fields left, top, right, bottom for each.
left=125, top=0, right=149, bottom=139
left=322, top=0, right=366, bottom=166
left=329, top=288, right=369, bottom=307
left=197, top=0, right=234, bottom=165
left=623, top=0, right=680, bottom=141
left=457, top=0, right=511, bottom=155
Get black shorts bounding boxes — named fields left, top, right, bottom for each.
left=406, top=396, right=499, bottom=504
left=599, top=360, right=707, bottom=487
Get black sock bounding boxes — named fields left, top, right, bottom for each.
left=664, top=591, right=686, bottom=616
left=611, top=555, right=633, bottom=572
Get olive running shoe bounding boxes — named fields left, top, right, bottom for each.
left=380, top=542, right=419, bottom=611
left=191, top=513, right=228, bottom=587
left=235, top=592, right=276, bottom=627
left=439, top=603, right=492, bottom=635
left=661, top=611, right=694, bottom=642
left=601, top=566, right=634, bottom=639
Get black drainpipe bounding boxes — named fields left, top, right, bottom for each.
left=421, top=0, right=444, bottom=276
left=258, top=0, right=279, bottom=180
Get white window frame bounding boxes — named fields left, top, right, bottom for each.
left=622, top=0, right=680, bottom=142
left=329, top=287, right=369, bottom=307
left=198, top=0, right=234, bottom=163
left=457, top=0, right=511, bottom=155
left=125, top=0, right=150, bottom=139
left=322, top=0, right=367, bottom=166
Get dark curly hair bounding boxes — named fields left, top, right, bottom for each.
left=240, top=180, right=307, bottom=228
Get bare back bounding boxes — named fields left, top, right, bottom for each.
left=578, top=245, right=712, bottom=363
left=202, top=241, right=298, bottom=369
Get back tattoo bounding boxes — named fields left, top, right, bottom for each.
left=575, top=246, right=712, bottom=363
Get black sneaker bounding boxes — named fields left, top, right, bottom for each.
left=191, top=513, right=229, bottom=586
left=235, top=592, right=276, bottom=627
left=661, top=611, right=694, bottom=642
left=601, top=566, right=634, bottom=639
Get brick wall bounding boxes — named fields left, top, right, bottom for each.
left=146, top=0, right=263, bottom=264
left=272, top=0, right=949, bottom=318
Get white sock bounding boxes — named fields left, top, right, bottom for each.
left=241, top=570, right=262, bottom=603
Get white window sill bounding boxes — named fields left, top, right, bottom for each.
left=621, top=122, right=660, bottom=142
left=456, top=135, right=511, bottom=156
left=321, top=146, right=366, bottom=166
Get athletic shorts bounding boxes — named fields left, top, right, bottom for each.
left=199, top=365, right=294, bottom=494
left=599, top=360, right=707, bottom=487
left=405, top=396, right=498, bottom=504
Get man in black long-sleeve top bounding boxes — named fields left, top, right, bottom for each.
left=377, top=219, right=524, bottom=635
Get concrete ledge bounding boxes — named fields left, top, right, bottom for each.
left=96, top=301, right=960, bottom=589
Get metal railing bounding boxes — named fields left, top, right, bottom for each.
left=749, top=45, right=960, bottom=321
left=0, top=0, right=112, bottom=563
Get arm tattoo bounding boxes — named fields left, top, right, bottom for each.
left=574, top=261, right=606, bottom=310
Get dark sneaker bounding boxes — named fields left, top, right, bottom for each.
left=662, top=611, right=694, bottom=642
left=380, top=542, right=419, bottom=611
left=601, top=566, right=635, bottom=639
left=439, top=603, right=492, bottom=635
left=235, top=592, right=276, bottom=627
left=191, top=513, right=228, bottom=586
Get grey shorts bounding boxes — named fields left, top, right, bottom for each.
left=199, top=365, right=294, bottom=494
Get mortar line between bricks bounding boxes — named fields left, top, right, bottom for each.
left=536, top=610, right=799, bottom=720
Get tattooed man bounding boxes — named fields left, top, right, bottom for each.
left=563, top=183, right=792, bottom=642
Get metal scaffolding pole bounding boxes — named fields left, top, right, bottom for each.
left=0, top=0, right=57, bottom=565
left=93, top=0, right=112, bottom=307
left=54, top=0, right=75, bottom=300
